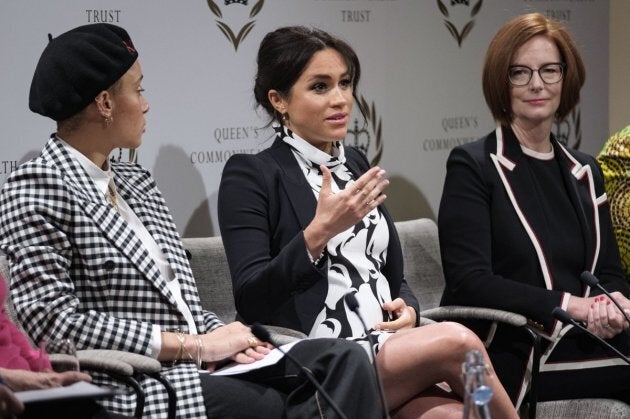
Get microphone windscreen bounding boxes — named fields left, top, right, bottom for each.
left=344, top=292, right=359, bottom=311
left=551, top=307, right=574, bottom=324
left=580, top=271, right=599, bottom=287
left=251, top=323, right=272, bottom=343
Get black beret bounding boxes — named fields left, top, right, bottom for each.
left=29, top=23, right=138, bottom=121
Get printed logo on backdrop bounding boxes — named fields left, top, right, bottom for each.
left=436, top=0, right=483, bottom=47
left=190, top=125, right=264, bottom=165
left=1, top=160, right=18, bottom=176
left=554, top=107, right=582, bottom=150
left=350, top=95, right=383, bottom=166
left=206, top=0, right=264, bottom=51
left=422, top=116, right=479, bottom=152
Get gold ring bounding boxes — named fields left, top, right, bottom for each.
left=247, top=336, right=258, bottom=347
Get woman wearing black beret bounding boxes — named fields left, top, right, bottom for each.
left=0, top=23, right=382, bottom=418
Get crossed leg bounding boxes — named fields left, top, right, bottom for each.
left=376, top=322, right=518, bottom=419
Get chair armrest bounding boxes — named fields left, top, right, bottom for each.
left=265, top=325, right=307, bottom=346
left=419, top=317, right=436, bottom=326
left=420, top=305, right=529, bottom=328
left=77, top=350, right=161, bottom=374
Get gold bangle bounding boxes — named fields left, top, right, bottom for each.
left=183, top=339, right=195, bottom=361
left=195, top=336, right=204, bottom=369
left=175, top=332, right=186, bottom=362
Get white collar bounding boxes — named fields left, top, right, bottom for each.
left=56, top=136, right=113, bottom=198
left=520, top=143, right=555, bottom=161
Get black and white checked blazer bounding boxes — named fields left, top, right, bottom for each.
left=0, top=136, right=223, bottom=418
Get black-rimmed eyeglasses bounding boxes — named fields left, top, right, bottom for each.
left=508, top=63, right=566, bottom=86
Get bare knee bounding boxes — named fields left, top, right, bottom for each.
left=435, top=322, right=484, bottom=358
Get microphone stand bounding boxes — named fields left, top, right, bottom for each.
left=250, top=324, right=349, bottom=419
left=344, top=292, right=391, bottom=419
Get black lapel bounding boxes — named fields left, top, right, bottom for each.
left=268, top=139, right=318, bottom=229
left=499, top=128, right=555, bottom=282
left=554, top=141, right=596, bottom=276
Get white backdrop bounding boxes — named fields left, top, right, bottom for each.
left=0, top=0, right=609, bottom=237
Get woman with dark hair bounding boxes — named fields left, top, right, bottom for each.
left=438, top=13, right=630, bottom=407
left=219, top=26, right=518, bottom=418
left=0, top=22, right=385, bottom=418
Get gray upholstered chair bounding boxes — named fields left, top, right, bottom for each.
left=182, top=236, right=306, bottom=345
left=395, top=217, right=630, bottom=419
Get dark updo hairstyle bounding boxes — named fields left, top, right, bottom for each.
left=254, top=26, right=361, bottom=124
left=482, top=13, right=585, bottom=126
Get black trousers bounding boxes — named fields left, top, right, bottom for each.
left=199, top=338, right=383, bottom=419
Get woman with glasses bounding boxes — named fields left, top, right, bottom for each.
left=438, top=13, right=630, bottom=407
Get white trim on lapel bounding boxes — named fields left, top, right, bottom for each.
left=490, top=126, right=560, bottom=340
left=491, top=126, right=553, bottom=289
left=557, top=143, right=604, bottom=275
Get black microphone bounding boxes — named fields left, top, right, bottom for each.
left=551, top=307, right=630, bottom=366
left=344, top=292, right=390, bottom=419
left=250, top=324, right=348, bottom=419
left=580, top=271, right=630, bottom=326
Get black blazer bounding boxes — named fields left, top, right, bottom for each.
left=439, top=126, right=627, bottom=336
left=438, top=126, right=629, bottom=402
left=218, top=138, right=419, bottom=334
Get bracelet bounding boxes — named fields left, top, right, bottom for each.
left=195, top=336, right=204, bottom=369
left=183, top=338, right=195, bottom=362
left=174, top=332, right=186, bottom=362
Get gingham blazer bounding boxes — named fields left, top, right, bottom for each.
left=0, top=136, right=223, bottom=418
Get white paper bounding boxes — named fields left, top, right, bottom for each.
left=209, top=340, right=301, bottom=376
left=15, top=381, right=118, bottom=404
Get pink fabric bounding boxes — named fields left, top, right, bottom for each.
left=0, top=274, right=51, bottom=371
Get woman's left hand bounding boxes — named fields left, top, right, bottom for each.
left=373, top=298, right=416, bottom=331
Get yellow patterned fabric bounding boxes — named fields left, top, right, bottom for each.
left=597, top=126, right=630, bottom=278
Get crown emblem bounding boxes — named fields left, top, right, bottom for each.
left=348, top=118, right=371, bottom=156
left=207, top=0, right=264, bottom=51
left=437, top=0, right=483, bottom=47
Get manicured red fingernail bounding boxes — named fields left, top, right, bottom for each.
left=607, top=301, right=611, bottom=305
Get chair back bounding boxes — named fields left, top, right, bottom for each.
left=182, top=236, right=236, bottom=323
left=394, top=218, right=445, bottom=311
left=0, top=251, right=20, bottom=327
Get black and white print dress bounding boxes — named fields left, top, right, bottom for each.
left=280, top=127, right=394, bottom=354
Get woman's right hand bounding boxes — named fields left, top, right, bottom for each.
left=200, top=322, right=270, bottom=366
left=304, top=165, right=389, bottom=258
